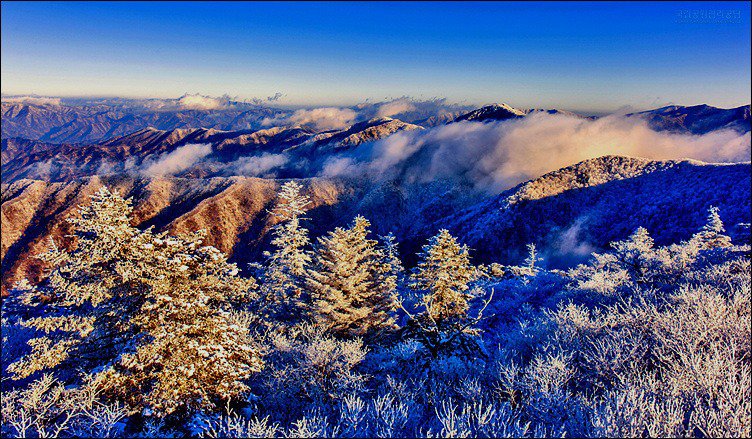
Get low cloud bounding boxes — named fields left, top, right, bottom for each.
left=132, top=94, right=242, bottom=111
left=175, top=94, right=228, bottom=110
left=229, top=153, right=289, bottom=177
left=356, top=97, right=474, bottom=125
left=263, top=107, right=357, bottom=131
left=25, top=160, right=57, bottom=179
left=321, top=157, right=360, bottom=178
left=553, top=218, right=596, bottom=258
left=94, top=148, right=286, bottom=178
left=96, top=157, right=138, bottom=176
left=320, top=112, right=751, bottom=193
left=376, top=98, right=416, bottom=118
left=140, top=143, right=213, bottom=177
left=2, top=96, right=62, bottom=106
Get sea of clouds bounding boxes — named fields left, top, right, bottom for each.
left=15, top=96, right=747, bottom=189
left=319, top=112, right=751, bottom=193
left=112, top=111, right=750, bottom=188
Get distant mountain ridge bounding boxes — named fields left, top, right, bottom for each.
left=1, top=101, right=286, bottom=144
left=4, top=99, right=749, bottom=145
left=0, top=118, right=425, bottom=183
left=632, top=104, right=751, bottom=134
left=0, top=98, right=453, bottom=144
left=451, top=103, right=750, bottom=134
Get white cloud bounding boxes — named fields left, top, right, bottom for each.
left=376, top=99, right=416, bottom=118
left=175, top=94, right=228, bottom=110
left=140, top=143, right=213, bottom=177
left=130, top=94, right=236, bottom=111
left=321, top=157, right=359, bottom=178
left=355, top=97, right=474, bottom=124
left=231, top=153, right=289, bottom=177
left=320, top=112, right=751, bottom=193
left=25, top=160, right=56, bottom=179
left=263, top=107, right=357, bottom=130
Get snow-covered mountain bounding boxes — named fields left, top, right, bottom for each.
left=451, top=103, right=750, bottom=134
left=632, top=104, right=750, bottom=134
left=4, top=99, right=749, bottom=146
left=0, top=98, right=454, bottom=144
left=2, top=98, right=750, bottom=293
left=430, top=155, right=751, bottom=266
left=0, top=100, right=286, bottom=144
left=453, top=103, right=527, bottom=123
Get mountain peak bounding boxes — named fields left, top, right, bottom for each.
left=453, top=103, right=526, bottom=123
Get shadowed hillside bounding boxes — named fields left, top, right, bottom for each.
left=433, top=156, right=751, bottom=266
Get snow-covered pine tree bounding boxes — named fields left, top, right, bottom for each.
left=410, top=229, right=476, bottom=323
left=7, top=187, right=150, bottom=379
left=610, top=226, right=659, bottom=283
left=692, top=206, right=733, bottom=249
left=523, top=243, right=543, bottom=276
left=379, top=232, right=405, bottom=283
left=400, top=229, right=491, bottom=357
left=258, top=181, right=313, bottom=322
left=307, top=216, right=397, bottom=339
left=7, top=187, right=263, bottom=417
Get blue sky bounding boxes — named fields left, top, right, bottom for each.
left=1, top=1, right=750, bottom=112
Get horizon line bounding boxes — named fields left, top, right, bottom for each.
left=1, top=92, right=750, bottom=116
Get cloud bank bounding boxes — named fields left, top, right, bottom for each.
left=60, top=111, right=752, bottom=189
left=356, top=97, right=474, bottom=124
left=320, top=112, right=751, bottom=193
left=174, top=94, right=229, bottom=110
left=263, top=107, right=357, bottom=130
left=229, top=153, right=289, bottom=177
left=140, top=143, right=213, bottom=176
left=377, top=99, right=417, bottom=118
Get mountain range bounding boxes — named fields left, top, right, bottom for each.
left=1, top=99, right=750, bottom=293
left=3, top=99, right=749, bottom=145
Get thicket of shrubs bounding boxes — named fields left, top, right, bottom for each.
left=2, top=183, right=750, bottom=437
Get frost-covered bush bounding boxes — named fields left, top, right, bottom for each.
left=1, top=374, right=127, bottom=438
left=200, top=412, right=279, bottom=438
left=258, top=323, right=368, bottom=420
left=540, top=223, right=751, bottom=437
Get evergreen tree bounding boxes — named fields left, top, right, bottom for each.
left=379, top=232, right=406, bottom=283
left=523, top=243, right=543, bottom=276
left=307, top=216, right=397, bottom=339
left=259, top=181, right=313, bottom=321
left=400, top=229, right=491, bottom=357
left=410, top=229, right=477, bottom=323
left=692, top=206, right=733, bottom=249
left=8, top=187, right=263, bottom=417
left=610, top=226, right=658, bottom=283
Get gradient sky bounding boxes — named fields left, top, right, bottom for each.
left=1, top=1, right=750, bottom=112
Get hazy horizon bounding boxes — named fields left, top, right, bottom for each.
left=2, top=92, right=749, bottom=117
